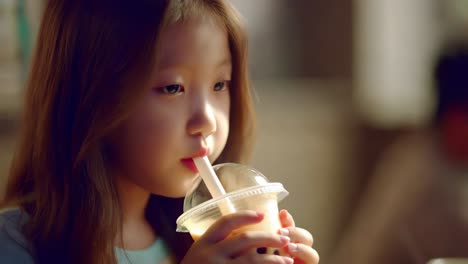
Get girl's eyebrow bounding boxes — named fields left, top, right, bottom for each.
left=156, top=57, right=231, bottom=70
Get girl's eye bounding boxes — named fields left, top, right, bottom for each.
left=214, top=80, right=230, bottom=92
left=157, top=84, right=184, bottom=95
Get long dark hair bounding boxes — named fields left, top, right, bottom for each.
left=2, top=0, right=254, bottom=263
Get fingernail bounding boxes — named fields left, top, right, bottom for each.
left=288, top=243, right=299, bottom=253
left=279, top=228, right=290, bottom=236
left=279, top=235, right=290, bottom=243
left=280, top=210, right=288, bottom=218
left=284, top=256, right=294, bottom=264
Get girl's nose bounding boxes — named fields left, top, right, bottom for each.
left=186, top=100, right=217, bottom=138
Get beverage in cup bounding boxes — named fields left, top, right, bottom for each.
left=176, top=162, right=289, bottom=255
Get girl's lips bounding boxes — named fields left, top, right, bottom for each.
left=181, top=148, right=210, bottom=173
left=181, top=159, right=199, bottom=173
left=191, top=148, right=209, bottom=158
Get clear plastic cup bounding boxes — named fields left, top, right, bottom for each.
left=176, top=163, right=289, bottom=255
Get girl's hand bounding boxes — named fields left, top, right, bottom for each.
left=279, top=210, right=320, bottom=264
left=181, top=210, right=295, bottom=264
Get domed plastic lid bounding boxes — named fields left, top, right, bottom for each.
left=182, top=163, right=289, bottom=213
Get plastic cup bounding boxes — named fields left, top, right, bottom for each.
left=176, top=163, right=289, bottom=255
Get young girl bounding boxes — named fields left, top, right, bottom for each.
left=0, top=1, right=319, bottom=263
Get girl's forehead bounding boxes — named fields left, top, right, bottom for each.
left=154, top=17, right=231, bottom=69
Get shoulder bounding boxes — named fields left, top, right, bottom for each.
left=0, top=208, right=36, bottom=263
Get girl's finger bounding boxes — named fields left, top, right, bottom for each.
left=279, top=209, right=295, bottom=227
left=200, top=210, right=264, bottom=243
left=287, top=243, right=320, bottom=264
left=230, top=253, right=294, bottom=264
left=217, top=231, right=290, bottom=258
left=279, top=227, right=314, bottom=246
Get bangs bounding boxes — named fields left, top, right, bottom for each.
left=162, top=0, right=227, bottom=28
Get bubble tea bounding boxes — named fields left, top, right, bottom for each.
left=176, top=163, right=289, bottom=256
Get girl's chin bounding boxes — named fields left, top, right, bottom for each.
left=151, top=180, right=194, bottom=198
left=152, top=190, right=188, bottom=199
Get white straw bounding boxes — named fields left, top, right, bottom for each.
left=193, top=156, right=226, bottom=198
left=193, top=156, right=235, bottom=214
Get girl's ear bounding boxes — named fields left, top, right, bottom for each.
left=440, top=105, right=468, bottom=161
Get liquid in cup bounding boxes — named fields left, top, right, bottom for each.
left=176, top=163, right=290, bottom=255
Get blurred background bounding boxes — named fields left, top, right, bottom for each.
left=1, top=0, right=468, bottom=263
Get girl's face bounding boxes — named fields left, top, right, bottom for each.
left=111, top=17, right=232, bottom=197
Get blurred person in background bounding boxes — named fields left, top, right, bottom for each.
left=331, top=41, right=468, bottom=264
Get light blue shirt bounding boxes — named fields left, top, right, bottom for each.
left=115, top=238, right=172, bottom=264
left=0, top=208, right=173, bottom=264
